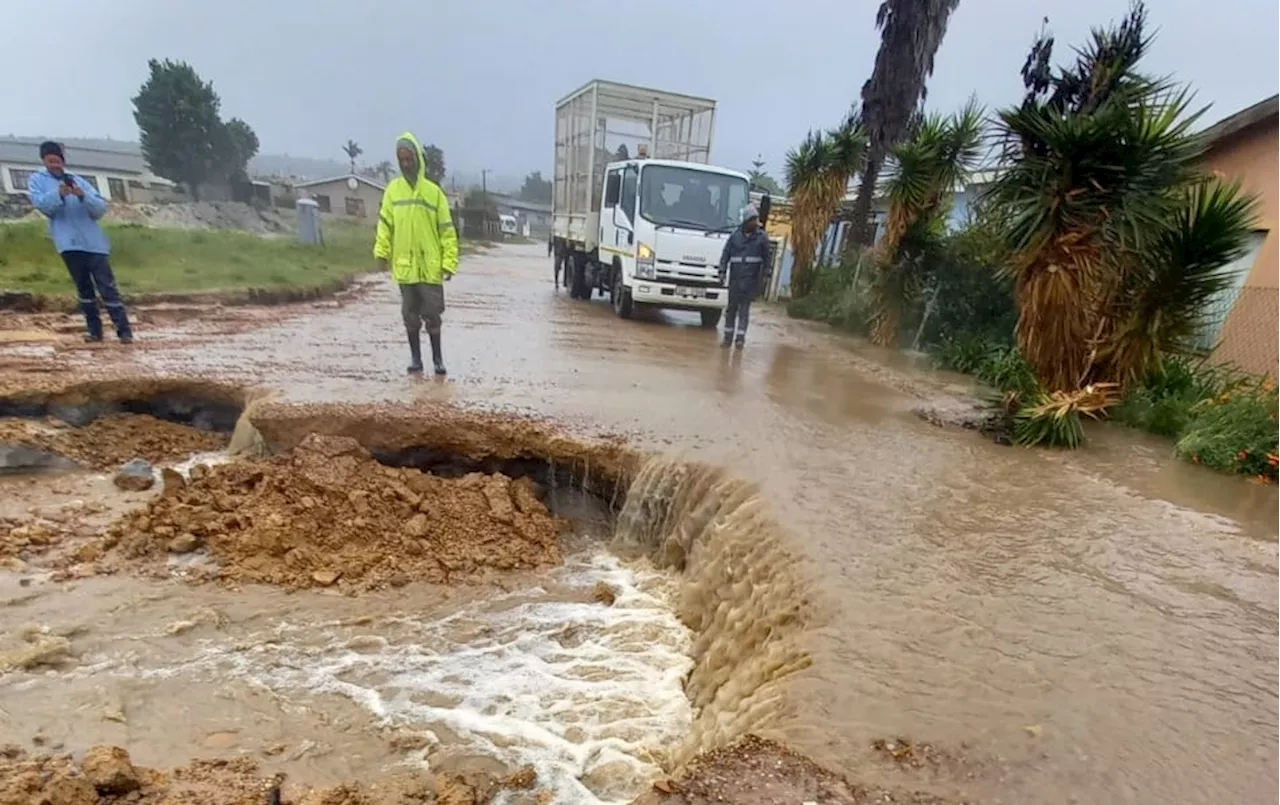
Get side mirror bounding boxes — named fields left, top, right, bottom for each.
left=604, top=174, right=621, bottom=207
left=759, top=194, right=772, bottom=227
left=627, top=230, right=634, bottom=245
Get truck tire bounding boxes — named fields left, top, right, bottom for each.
left=700, top=309, right=722, bottom=329
left=612, top=271, right=634, bottom=319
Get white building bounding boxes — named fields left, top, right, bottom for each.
left=0, top=137, right=176, bottom=202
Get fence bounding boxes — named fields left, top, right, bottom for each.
left=1210, top=284, right=1279, bottom=377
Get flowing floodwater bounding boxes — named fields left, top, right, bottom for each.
left=1, top=534, right=694, bottom=804
left=1, top=242, right=1276, bottom=804
left=140, top=553, right=693, bottom=804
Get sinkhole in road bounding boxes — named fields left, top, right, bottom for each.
left=0, top=380, right=814, bottom=804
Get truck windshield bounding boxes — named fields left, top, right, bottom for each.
left=638, top=165, right=750, bottom=232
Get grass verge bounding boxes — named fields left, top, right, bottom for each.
left=0, top=218, right=472, bottom=300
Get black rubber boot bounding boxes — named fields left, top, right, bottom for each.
left=721, top=331, right=734, bottom=348
left=429, top=332, right=447, bottom=376
left=406, top=331, right=424, bottom=374
left=734, top=334, right=746, bottom=350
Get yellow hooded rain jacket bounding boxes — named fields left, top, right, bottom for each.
left=373, top=131, right=459, bottom=285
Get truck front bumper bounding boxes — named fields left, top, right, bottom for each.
left=631, top=281, right=726, bottom=310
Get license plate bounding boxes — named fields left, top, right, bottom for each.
left=676, top=287, right=700, bottom=299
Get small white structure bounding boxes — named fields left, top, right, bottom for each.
left=297, top=198, right=323, bottom=245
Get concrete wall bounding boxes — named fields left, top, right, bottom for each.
left=1200, top=117, right=1279, bottom=376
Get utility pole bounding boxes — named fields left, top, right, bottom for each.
left=480, top=169, right=490, bottom=202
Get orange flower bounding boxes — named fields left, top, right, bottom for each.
left=1267, top=453, right=1279, bottom=468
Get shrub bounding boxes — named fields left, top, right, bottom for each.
left=935, top=336, right=1037, bottom=398
left=1110, top=355, right=1239, bottom=438
left=1176, top=378, right=1279, bottom=481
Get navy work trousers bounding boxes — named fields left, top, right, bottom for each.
left=62, top=250, right=132, bottom=341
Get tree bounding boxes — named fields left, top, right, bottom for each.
left=748, top=156, right=783, bottom=195
left=519, top=170, right=553, bottom=203
left=464, top=186, right=496, bottom=214
left=785, top=110, right=868, bottom=297
left=366, top=160, right=394, bottom=183
left=342, top=139, right=362, bottom=173
left=132, top=59, right=224, bottom=200
left=214, top=117, right=259, bottom=182
left=422, top=145, right=445, bottom=184
left=867, top=101, right=984, bottom=346
left=988, top=2, right=1258, bottom=392
left=847, top=0, right=963, bottom=250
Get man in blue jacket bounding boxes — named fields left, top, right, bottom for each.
left=717, top=204, right=771, bottom=349
left=27, top=141, right=133, bottom=344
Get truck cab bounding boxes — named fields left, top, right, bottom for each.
left=595, top=158, right=751, bottom=326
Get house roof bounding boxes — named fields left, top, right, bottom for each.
left=293, top=174, right=386, bottom=191
left=1201, top=94, right=1279, bottom=148
left=487, top=193, right=552, bottom=214
left=0, top=137, right=148, bottom=174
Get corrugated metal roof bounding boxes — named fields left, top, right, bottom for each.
left=488, top=193, right=552, bottom=214
left=0, top=137, right=147, bottom=174
left=294, top=174, right=386, bottom=191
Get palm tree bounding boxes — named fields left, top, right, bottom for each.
left=342, top=139, right=362, bottom=173
left=848, top=0, right=963, bottom=250
left=825, top=107, right=869, bottom=213
left=867, top=102, right=984, bottom=346
left=784, top=111, right=867, bottom=298
left=372, top=160, right=394, bottom=183
left=778, top=110, right=870, bottom=298
left=987, top=2, right=1258, bottom=391
left=785, top=131, right=834, bottom=298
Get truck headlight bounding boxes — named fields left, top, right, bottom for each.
left=635, top=242, right=656, bottom=279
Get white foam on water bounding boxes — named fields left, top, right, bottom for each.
left=137, top=552, right=694, bottom=804
left=167, top=451, right=232, bottom=478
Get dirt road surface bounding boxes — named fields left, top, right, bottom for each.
left=0, top=243, right=1275, bottom=805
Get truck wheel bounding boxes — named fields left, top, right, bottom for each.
left=700, top=309, right=722, bottom=329
left=612, top=272, right=634, bottom=319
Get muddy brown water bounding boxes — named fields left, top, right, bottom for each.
left=0, top=243, right=1276, bottom=804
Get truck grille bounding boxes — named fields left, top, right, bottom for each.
left=655, top=261, right=720, bottom=287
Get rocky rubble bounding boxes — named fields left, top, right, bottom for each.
left=0, top=415, right=227, bottom=471
left=0, top=745, right=552, bottom=805
left=101, top=434, right=567, bottom=590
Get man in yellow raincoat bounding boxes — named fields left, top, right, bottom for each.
left=374, top=132, right=459, bottom=375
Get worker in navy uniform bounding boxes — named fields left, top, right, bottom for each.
left=716, top=204, right=770, bottom=349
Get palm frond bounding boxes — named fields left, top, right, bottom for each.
left=827, top=106, right=869, bottom=182
left=1099, top=179, right=1260, bottom=382
left=785, top=130, right=831, bottom=196
left=1013, top=383, right=1119, bottom=447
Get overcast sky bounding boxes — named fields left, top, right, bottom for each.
left=7, top=0, right=1277, bottom=183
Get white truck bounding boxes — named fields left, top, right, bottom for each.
left=551, top=80, right=768, bottom=328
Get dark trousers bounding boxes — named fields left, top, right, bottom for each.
left=399, top=282, right=445, bottom=335
left=62, top=250, right=132, bottom=340
left=724, top=272, right=756, bottom=336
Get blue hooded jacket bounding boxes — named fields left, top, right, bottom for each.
left=27, top=170, right=111, bottom=255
